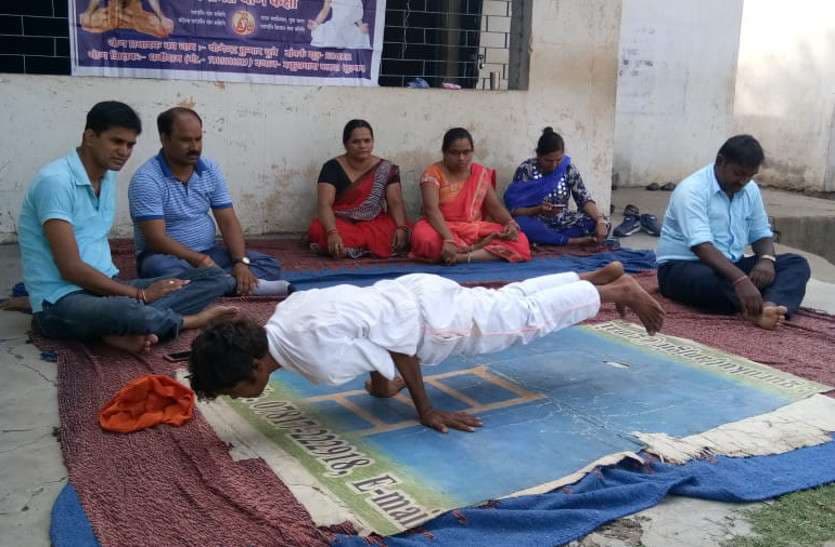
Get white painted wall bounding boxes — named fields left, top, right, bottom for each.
left=613, top=0, right=744, bottom=187
left=615, top=0, right=835, bottom=193
left=734, top=0, right=835, bottom=192
left=0, top=0, right=622, bottom=244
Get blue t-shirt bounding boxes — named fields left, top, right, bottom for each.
left=18, top=150, right=119, bottom=312
left=656, top=164, right=773, bottom=264
left=128, top=152, right=233, bottom=254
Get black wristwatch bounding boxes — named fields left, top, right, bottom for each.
left=233, top=256, right=251, bottom=266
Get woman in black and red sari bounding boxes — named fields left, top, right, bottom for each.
left=307, top=120, right=410, bottom=258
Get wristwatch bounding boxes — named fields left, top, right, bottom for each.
left=233, top=256, right=251, bottom=266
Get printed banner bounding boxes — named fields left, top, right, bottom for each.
left=207, top=322, right=827, bottom=535
left=69, top=0, right=385, bottom=86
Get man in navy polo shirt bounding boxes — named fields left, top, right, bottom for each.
left=128, top=107, right=290, bottom=297
left=18, top=101, right=236, bottom=353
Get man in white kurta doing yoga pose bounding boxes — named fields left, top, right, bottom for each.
left=188, top=262, right=664, bottom=433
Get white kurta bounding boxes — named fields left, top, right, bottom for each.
left=265, top=273, right=600, bottom=385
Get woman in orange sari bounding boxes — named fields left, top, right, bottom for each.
left=411, top=128, right=531, bottom=264
left=308, top=120, right=410, bottom=258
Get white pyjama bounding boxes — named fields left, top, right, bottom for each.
left=265, top=273, right=600, bottom=385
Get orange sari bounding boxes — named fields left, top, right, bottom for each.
left=410, top=162, right=531, bottom=262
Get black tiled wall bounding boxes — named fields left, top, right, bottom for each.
left=0, top=0, right=71, bottom=75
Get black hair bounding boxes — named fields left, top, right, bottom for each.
left=188, top=318, right=268, bottom=399
left=85, top=101, right=142, bottom=135
left=157, top=107, right=203, bottom=136
left=717, top=134, right=764, bottom=169
left=442, top=127, right=474, bottom=152
left=342, top=119, right=374, bottom=144
left=536, top=126, right=565, bottom=156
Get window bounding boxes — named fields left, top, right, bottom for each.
left=380, top=0, right=528, bottom=90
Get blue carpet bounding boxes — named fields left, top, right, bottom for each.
left=50, top=483, right=99, bottom=547
left=333, top=437, right=835, bottom=547
left=285, top=249, right=657, bottom=290
left=52, top=439, right=835, bottom=546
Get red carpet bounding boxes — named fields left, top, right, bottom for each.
left=38, top=300, right=343, bottom=547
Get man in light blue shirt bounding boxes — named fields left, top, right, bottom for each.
left=656, top=135, right=810, bottom=329
left=18, top=101, right=236, bottom=353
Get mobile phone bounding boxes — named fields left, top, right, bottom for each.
left=163, top=350, right=192, bottom=363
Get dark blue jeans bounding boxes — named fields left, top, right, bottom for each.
left=137, top=244, right=281, bottom=285
left=657, top=254, right=811, bottom=317
left=34, top=267, right=235, bottom=342
left=516, top=214, right=597, bottom=246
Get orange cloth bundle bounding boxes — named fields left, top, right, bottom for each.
left=99, top=374, right=195, bottom=433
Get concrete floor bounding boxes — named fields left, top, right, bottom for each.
left=1, top=188, right=833, bottom=546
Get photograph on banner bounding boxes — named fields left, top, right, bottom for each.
left=68, top=0, right=385, bottom=86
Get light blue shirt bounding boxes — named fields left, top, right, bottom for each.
left=656, top=164, right=773, bottom=264
left=18, top=150, right=119, bottom=312
left=128, top=152, right=233, bottom=255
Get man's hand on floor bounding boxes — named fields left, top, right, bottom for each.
left=419, top=408, right=483, bottom=434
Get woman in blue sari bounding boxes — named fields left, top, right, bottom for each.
left=505, top=128, right=608, bottom=246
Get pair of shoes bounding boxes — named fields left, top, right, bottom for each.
left=640, top=213, right=662, bottom=237
left=613, top=204, right=641, bottom=237
left=645, top=182, right=677, bottom=191
left=613, top=205, right=662, bottom=238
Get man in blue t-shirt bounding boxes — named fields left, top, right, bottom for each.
left=655, top=135, right=810, bottom=330
left=18, top=101, right=236, bottom=353
left=128, top=107, right=290, bottom=297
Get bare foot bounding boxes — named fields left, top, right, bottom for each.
left=365, top=376, right=406, bottom=398
left=102, top=333, right=159, bottom=353
left=745, top=304, right=787, bottom=330
left=183, top=306, right=239, bottom=330
left=597, top=275, right=665, bottom=335
left=580, top=261, right=625, bottom=286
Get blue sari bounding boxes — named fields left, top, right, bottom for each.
left=504, top=156, right=597, bottom=246
left=503, top=155, right=572, bottom=211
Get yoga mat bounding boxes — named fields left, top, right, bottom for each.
left=282, top=250, right=656, bottom=290
left=207, top=320, right=829, bottom=536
